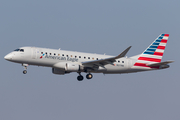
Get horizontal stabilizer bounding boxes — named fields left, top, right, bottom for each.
left=147, top=61, right=174, bottom=67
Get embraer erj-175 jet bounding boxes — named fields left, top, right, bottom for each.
left=4, top=34, right=173, bottom=81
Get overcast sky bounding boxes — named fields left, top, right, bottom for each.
left=0, top=0, right=179, bottom=120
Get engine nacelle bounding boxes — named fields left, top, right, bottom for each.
left=53, top=62, right=81, bottom=72
left=65, top=63, right=80, bottom=72
left=52, top=68, right=66, bottom=75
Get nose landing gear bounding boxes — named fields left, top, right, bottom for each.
left=22, top=64, right=28, bottom=74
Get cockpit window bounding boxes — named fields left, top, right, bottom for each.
left=20, top=49, right=24, bottom=52
left=14, top=49, right=24, bottom=52
left=14, top=49, right=20, bottom=51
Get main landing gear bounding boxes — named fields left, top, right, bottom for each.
left=22, top=64, right=28, bottom=74
left=77, top=73, right=93, bottom=81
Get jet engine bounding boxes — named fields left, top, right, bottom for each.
left=53, top=62, right=82, bottom=72
left=52, top=68, right=66, bottom=75
left=65, top=63, right=80, bottom=72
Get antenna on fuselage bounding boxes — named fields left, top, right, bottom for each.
left=59, top=48, right=61, bottom=50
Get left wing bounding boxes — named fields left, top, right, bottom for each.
left=82, top=46, right=131, bottom=66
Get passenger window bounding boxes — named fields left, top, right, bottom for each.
left=88, top=57, right=90, bottom=59
left=84, top=57, right=86, bottom=59
left=45, top=52, right=47, bottom=54
left=62, top=54, right=64, bottom=56
left=41, top=52, right=43, bottom=54
left=71, top=55, right=73, bottom=57
left=118, top=61, right=120, bottom=63
left=97, top=58, right=98, bottom=60
left=54, top=53, right=56, bottom=55
left=75, top=56, right=77, bottom=58
left=50, top=53, right=52, bottom=55
left=58, top=54, right=60, bottom=56
left=122, top=61, right=124, bottom=63
left=66, top=55, right=68, bottom=57
left=79, top=56, right=81, bottom=58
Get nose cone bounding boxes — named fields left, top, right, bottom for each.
left=4, top=53, right=12, bottom=60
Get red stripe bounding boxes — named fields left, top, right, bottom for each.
left=161, top=39, right=167, bottom=43
left=153, top=52, right=163, bottom=56
left=138, top=57, right=161, bottom=62
left=157, top=46, right=165, bottom=50
left=134, top=63, right=147, bottom=67
left=164, top=34, right=169, bottom=37
left=134, top=63, right=159, bottom=69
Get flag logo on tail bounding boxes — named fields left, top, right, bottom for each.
left=134, top=34, right=169, bottom=68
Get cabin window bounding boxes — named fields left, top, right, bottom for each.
left=84, top=57, right=86, bottom=59
left=118, top=61, right=120, bottom=63
left=71, top=55, right=73, bottom=57
left=50, top=53, right=51, bottom=55
left=66, top=55, right=68, bottom=57
left=41, top=52, right=43, bottom=54
left=122, top=61, right=124, bottom=63
left=45, top=52, right=47, bottom=54
left=58, top=54, right=60, bottom=56
left=88, top=57, right=90, bottom=59
left=79, top=56, right=81, bottom=58
left=75, top=56, right=77, bottom=58
left=54, top=53, right=56, bottom=55
left=62, top=54, right=64, bottom=56
left=97, top=58, right=98, bottom=60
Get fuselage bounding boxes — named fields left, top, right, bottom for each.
left=4, top=46, right=146, bottom=74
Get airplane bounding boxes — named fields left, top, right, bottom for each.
left=4, top=34, right=173, bottom=81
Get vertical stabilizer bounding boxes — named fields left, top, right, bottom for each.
left=134, top=34, right=169, bottom=68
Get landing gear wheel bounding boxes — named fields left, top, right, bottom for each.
left=77, top=75, right=84, bottom=81
left=86, top=73, right=93, bottom=79
left=23, top=70, right=27, bottom=74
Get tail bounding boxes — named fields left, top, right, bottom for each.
left=134, top=34, right=169, bottom=68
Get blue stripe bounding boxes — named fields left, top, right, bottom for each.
left=143, top=52, right=154, bottom=55
left=161, top=34, right=165, bottom=36
left=153, top=43, right=160, bottom=45
left=149, top=45, right=158, bottom=48
left=155, top=40, right=161, bottom=42
left=158, top=37, right=163, bottom=39
left=147, top=48, right=156, bottom=51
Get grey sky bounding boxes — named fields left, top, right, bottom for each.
left=0, top=0, right=179, bottom=120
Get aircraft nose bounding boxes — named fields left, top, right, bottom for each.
left=4, top=53, right=12, bottom=60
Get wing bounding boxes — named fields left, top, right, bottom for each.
left=82, top=46, right=131, bottom=67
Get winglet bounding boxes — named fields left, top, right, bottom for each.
left=115, top=46, right=132, bottom=59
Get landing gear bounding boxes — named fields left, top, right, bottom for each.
left=86, top=73, right=93, bottom=79
left=77, top=72, right=84, bottom=81
left=22, top=63, right=28, bottom=74
left=23, top=70, right=27, bottom=74
left=77, top=75, right=84, bottom=81
left=77, top=72, right=93, bottom=81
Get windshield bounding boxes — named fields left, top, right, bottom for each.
left=14, top=49, right=20, bottom=51
left=14, top=49, right=24, bottom=52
